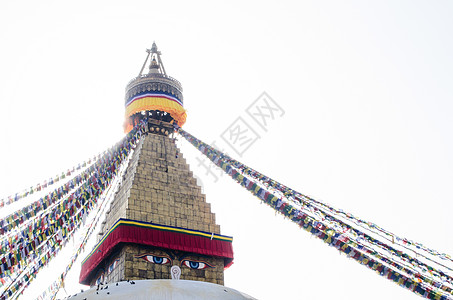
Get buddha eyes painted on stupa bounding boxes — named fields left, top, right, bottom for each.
left=136, top=253, right=172, bottom=265
left=134, top=250, right=216, bottom=270
left=181, top=259, right=213, bottom=270
left=94, top=269, right=105, bottom=285
left=108, top=257, right=120, bottom=273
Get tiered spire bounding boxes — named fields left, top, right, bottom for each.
left=79, top=45, right=233, bottom=287
left=139, top=42, right=167, bottom=76
left=123, top=43, right=186, bottom=133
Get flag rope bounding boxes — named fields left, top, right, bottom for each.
left=177, top=127, right=453, bottom=300
left=0, top=123, right=146, bottom=299
left=0, top=155, right=102, bottom=209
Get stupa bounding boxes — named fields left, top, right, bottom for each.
left=68, top=43, right=255, bottom=299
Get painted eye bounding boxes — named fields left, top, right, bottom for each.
left=150, top=256, right=169, bottom=264
left=136, top=254, right=171, bottom=265
left=95, top=273, right=104, bottom=285
left=108, top=258, right=120, bottom=273
left=181, top=259, right=213, bottom=269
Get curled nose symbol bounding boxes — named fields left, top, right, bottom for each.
left=171, top=265, right=181, bottom=280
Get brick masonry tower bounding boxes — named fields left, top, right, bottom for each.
left=79, top=43, right=233, bottom=287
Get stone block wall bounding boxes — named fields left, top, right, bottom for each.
left=89, top=131, right=224, bottom=285
left=126, top=134, right=220, bottom=234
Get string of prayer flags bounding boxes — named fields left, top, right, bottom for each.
left=0, top=156, right=101, bottom=208
left=0, top=123, right=145, bottom=299
left=177, top=127, right=453, bottom=300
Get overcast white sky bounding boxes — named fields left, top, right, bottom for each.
left=1, top=1, right=453, bottom=299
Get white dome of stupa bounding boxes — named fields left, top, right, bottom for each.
left=63, top=279, right=256, bottom=300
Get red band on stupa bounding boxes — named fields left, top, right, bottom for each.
left=79, top=218, right=234, bottom=284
